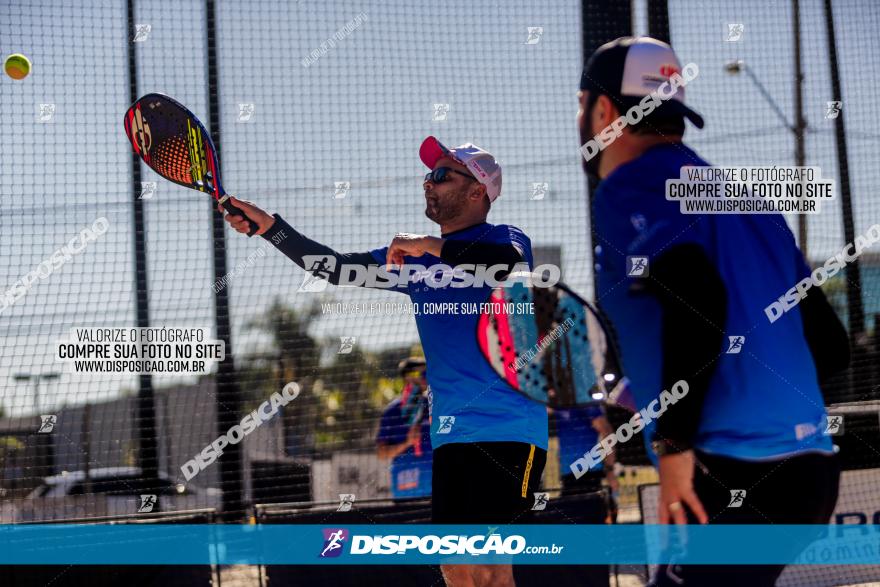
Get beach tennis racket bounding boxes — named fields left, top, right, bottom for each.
left=123, top=93, right=258, bottom=236
left=477, top=274, right=633, bottom=410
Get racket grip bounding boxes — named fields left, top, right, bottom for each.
left=221, top=198, right=258, bottom=237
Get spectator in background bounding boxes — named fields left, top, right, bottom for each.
left=376, top=357, right=433, bottom=502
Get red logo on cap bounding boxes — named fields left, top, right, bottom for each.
left=659, top=64, right=680, bottom=77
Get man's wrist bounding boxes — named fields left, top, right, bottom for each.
left=652, top=438, right=692, bottom=457
left=424, top=236, right=445, bottom=257
left=259, top=213, right=284, bottom=242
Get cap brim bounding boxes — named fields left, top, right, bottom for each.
left=616, top=96, right=704, bottom=129
left=664, top=100, right=704, bottom=129
left=420, top=136, right=453, bottom=169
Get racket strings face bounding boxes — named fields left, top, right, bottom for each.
left=152, top=135, right=192, bottom=185
left=477, top=281, right=624, bottom=408
left=125, top=95, right=219, bottom=197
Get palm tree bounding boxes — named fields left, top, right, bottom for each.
left=241, top=298, right=323, bottom=458
left=240, top=298, right=420, bottom=456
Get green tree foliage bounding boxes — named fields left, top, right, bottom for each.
left=240, top=297, right=422, bottom=456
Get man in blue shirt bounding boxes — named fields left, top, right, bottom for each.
left=577, top=37, right=849, bottom=585
left=222, top=137, right=547, bottom=587
left=376, top=357, right=432, bottom=501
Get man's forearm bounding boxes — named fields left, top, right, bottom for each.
left=649, top=244, right=727, bottom=448
left=262, top=214, right=377, bottom=285
left=440, top=240, right=524, bottom=269
left=799, top=285, right=850, bottom=382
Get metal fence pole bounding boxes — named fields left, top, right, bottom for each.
left=205, top=0, right=246, bottom=519
left=127, top=0, right=161, bottom=513
left=823, top=0, right=865, bottom=401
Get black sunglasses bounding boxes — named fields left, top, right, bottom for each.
left=424, top=167, right=476, bottom=184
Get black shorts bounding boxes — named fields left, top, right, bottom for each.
left=432, top=441, right=546, bottom=524
left=651, top=450, right=840, bottom=587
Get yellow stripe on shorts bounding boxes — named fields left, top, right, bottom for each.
left=521, top=444, right=536, bottom=498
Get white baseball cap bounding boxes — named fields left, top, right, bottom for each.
left=419, top=136, right=503, bottom=203
left=580, top=36, right=704, bottom=128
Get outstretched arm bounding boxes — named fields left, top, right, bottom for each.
left=222, top=196, right=381, bottom=286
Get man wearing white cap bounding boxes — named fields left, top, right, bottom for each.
left=222, top=137, right=548, bottom=587
left=578, top=36, right=847, bottom=586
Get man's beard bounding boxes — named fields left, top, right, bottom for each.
left=579, top=99, right=602, bottom=182
left=425, top=188, right=468, bottom=224
left=581, top=144, right=602, bottom=182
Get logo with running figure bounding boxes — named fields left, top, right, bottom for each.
left=726, top=335, right=745, bottom=354
left=437, top=416, right=455, bottom=434
left=825, top=101, right=842, bottom=119
left=298, top=255, right=336, bottom=292
left=432, top=103, right=450, bottom=122
left=37, top=415, right=57, bottom=433
left=725, top=23, right=744, bottom=42
left=139, top=181, right=157, bottom=200
left=138, top=494, right=157, bottom=513
left=37, top=103, right=56, bottom=123
left=337, top=494, right=356, bottom=512
left=132, top=23, right=152, bottom=42
left=333, top=181, right=351, bottom=199
left=626, top=256, right=649, bottom=277
left=525, top=27, right=544, bottom=45
left=824, top=415, right=844, bottom=435
left=727, top=489, right=746, bottom=508
left=338, top=337, right=357, bottom=355
left=532, top=492, right=549, bottom=510
left=530, top=182, right=549, bottom=200
left=237, top=103, right=255, bottom=122
left=319, top=528, right=349, bottom=558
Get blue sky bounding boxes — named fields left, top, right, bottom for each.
left=1, top=0, right=877, bottom=415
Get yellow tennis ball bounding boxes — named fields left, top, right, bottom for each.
left=4, top=53, right=31, bottom=80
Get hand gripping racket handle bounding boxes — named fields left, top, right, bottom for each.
left=219, top=195, right=258, bottom=237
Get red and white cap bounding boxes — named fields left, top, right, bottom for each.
left=419, top=136, right=503, bottom=203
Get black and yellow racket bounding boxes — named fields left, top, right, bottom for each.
left=123, top=93, right=258, bottom=236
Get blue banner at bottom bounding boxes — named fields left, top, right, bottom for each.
left=0, top=524, right=878, bottom=565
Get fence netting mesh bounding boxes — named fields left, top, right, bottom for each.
left=0, top=1, right=877, bottom=584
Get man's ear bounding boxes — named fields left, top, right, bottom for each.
left=594, top=94, right=618, bottom=127
left=468, top=182, right=487, bottom=202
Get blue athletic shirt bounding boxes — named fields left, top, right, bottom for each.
left=370, top=223, right=549, bottom=451
left=555, top=405, right=603, bottom=474
left=593, top=143, right=833, bottom=461
left=376, top=396, right=433, bottom=499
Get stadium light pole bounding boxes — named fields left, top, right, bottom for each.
left=724, top=58, right=808, bottom=257
left=12, top=372, right=61, bottom=414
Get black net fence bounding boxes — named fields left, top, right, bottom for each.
left=0, top=0, right=878, bottom=584
left=0, top=0, right=589, bottom=521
